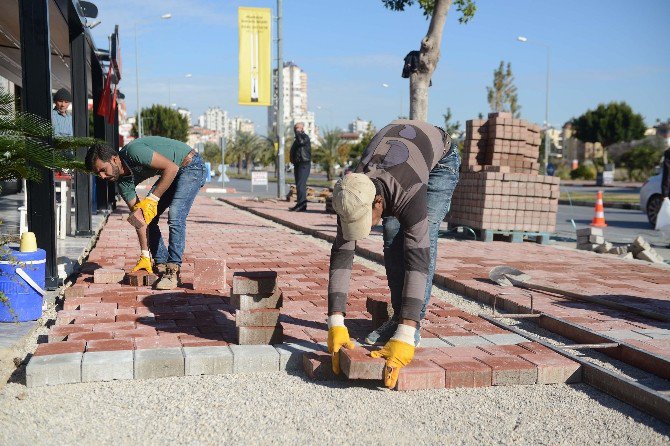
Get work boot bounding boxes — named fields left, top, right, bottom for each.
left=154, top=263, right=167, bottom=276
left=364, top=317, right=421, bottom=347
left=155, top=263, right=180, bottom=290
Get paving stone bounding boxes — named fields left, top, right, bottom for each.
left=275, top=341, right=324, bottom=371
left=418, top=337, right=450, bottom=348
left=93, top=268, right=125, bottom=284
left=440, top=335, right=493, bottom=347
left=26, top=353, right=82, bottom=387
left=183, top=346, right=233, bottom=376
left=632, top=329, right=670, bottom=340
left=230, top=290, right=283, bottom=310
left=232, top=271, right=277, bottom=295
left=602, top=329, right=654, bottom=341
left=432, top=357, right=492, bottom=388
left=193, top=258, right=227, bottom=291
left=144, top=273, right=159, bottom=286
left=127, top=208, right=146, bottom=229
left=476, top=355, right=537, bottom=386
left=82, top=350, right=134, bottom=382
left=134, top=347, right=185, bottom=380
left=235, top=309, right=281, bottom=327
left=339, top=348, right=385, bottom=380
left=366, top=296, right=391, bottom=330
left=518, top=353, right=581, bottom=384
left=480, top=333, right=530, bottom=345
left=303, top=350, right=336, bottom=380
left=125, top=271, right=147, bottom=286
left=441, top=346, right=495, bottom=358
left=33, top=341, right=86, bottom=356
left=63, top=287, right=85, bottom=299
left=395, top=359, right=446, bottom=391
left=230, top=345, right=280, bottom=373
left=237, top=325, right=283, bottom=345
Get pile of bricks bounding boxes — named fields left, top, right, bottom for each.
left=447, top=112, right=560, bottom=234
left=577, top=229, right=666, bottom=264
left=232, top=271, right=284, bottom=345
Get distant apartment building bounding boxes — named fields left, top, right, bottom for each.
left=349, top=117, right=372, bottom=134
left=197, top=114, right=205, bottom=128
left=267, top=61, right=317, bottom=141
left=177, top=107, right=192, bottom=126
left=204, top=107, right=227, bottom=133
left=226, top=116, right=255, bottom=138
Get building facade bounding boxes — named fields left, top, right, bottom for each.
left=267, top=62, right=317, bottom=142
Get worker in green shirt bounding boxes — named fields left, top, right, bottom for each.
left=85, top=136, right=207, bottom=289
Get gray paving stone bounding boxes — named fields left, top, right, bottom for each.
left=275, top=342, right=324, bottom=371
left=81, top=350, right=134, bottom=382
left=418, top=337, right=450, bottom=348
left=481, top=333, right=529, bottom=345
left=0, top=321, right=37, bottom=349
left=230, top=345, right=280, bottom=373
left=26, top=353, right=82, bottom=387
left=631, top=329, right=670, bottom=340
left=134, top=348, right=184, bottom=380
left=183, top=346, right=233, bottom=376
left=440, top=335, right=493, bottom=346
left=602, top=330, right=654, bottom=341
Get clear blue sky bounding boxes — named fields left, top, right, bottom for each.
left=91, top=0, right=669, bottom=135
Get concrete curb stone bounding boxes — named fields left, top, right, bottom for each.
left=230, top=345, right=280, bottom=373
left=82, top=350, right=134, bottom=382
left=183, top=346, right=233, bottom=376
left=134, top=347, right=185, bottom=380
left=26, top=352, right=82, bottom=387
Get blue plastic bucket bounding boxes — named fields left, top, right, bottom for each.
left=0, top=248, right=46, bottom=322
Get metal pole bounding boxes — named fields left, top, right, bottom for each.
left=19, top=0, right=58, bottom=289
left=135, top=23, right=142, bottom=138
left=220, top=136, right=226, bottom=185
left=276, top=0, right=286, bottom=198
left=544, top=45, right=550, bottom=172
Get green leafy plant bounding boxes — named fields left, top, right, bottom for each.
left=313, top=129, right=349, bottom=181
left=0, top=88, right=97, bottom=321
left=570, top=165, right=597, bottom=180
left=619, top=144, right=664, bottom=181
left=131, top=104, right=189, bottom=142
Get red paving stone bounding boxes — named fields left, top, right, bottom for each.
left=226, top=198, right=670, bottom=368
left=37, top=196, right=583, bottom=390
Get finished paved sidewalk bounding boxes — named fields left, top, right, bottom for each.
left=26, top=197, right=580, bottom=390
left=224, top=198, right=670, bottom=371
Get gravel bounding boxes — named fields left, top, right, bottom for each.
left=2, top=202, right=668, bottom=445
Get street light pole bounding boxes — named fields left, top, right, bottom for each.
left=276, top=0, right=286, bottom=198
left=517, top=36, right=551, bottom=172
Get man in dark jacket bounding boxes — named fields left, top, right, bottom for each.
left=289, top=122, right=311, bottom=212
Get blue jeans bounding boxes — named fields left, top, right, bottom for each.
left=149, top=154, right=207, bottom=266
left=382, top=149, right=461, bottom=321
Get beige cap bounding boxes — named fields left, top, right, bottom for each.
left=332, top=173, right=377, bottom=241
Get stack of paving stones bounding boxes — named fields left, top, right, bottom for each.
left=577, top=230, right=665, bottom=264
left=232, top=271, right=283, bottom=345
left=447, top=112, right=560, bottom=234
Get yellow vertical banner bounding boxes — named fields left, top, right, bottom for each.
left=238, top=7, right=272, bottom=106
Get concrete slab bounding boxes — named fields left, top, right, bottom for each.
left=230, top=345, right=280, bottom=373
left=26, top=353, right=82, bottom=387
left=134, top=348, right=185, bottom=380
left=183, top=346, right=233, bottom=376
left=440, top=335, right=493, bottom=347
left=481, top=333, right=529, bottom=345
left=275, top=342, right=324, bottom=371
left=418, top=337, right=450, bottom=348
left=0, top=321, right=37, bottom=350
left=603, top=330, right=654, bottom=341
left=81, top=350, right=134, bottom=382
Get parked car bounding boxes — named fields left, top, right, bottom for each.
left=640, top=173, right=663, bottom=226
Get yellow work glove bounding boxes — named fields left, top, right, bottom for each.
left=133, top=194, right=159, bottom=225
left=327, top=315, right=355, bottom=374
left=132, top=255, right=154, bottom=273
left=370, top=324, right=416, bottom=389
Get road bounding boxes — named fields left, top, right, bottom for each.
left=215, top=177, right=670, bottom=259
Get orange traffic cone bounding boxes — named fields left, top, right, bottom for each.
left=591, top=190, right=607, bottom=227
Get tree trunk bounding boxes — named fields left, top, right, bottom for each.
left=409, top=0, right=452, bottom=121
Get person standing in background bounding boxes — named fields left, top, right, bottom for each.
left=289, top=122, right=311, bottom=212
left=51, top=88, right=73, bottom=137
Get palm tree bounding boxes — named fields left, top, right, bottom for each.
left=313, top=128, right=349, bottom=181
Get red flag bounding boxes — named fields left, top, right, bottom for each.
left=107, top=86, right=118, bottom=124
left=97, top=64, right=113, bottom=118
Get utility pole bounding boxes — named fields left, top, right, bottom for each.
left=220, top=135, right=226, bottom=184
left=276, top=0, right=286, bottom=198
